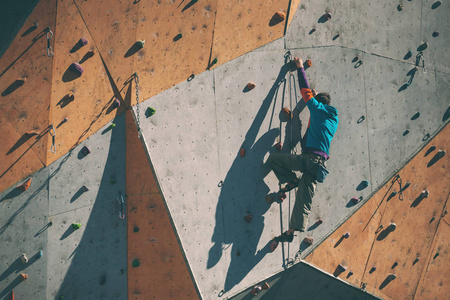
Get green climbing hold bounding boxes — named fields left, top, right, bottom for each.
left=132, top=259, right=140, bottom=268
left=212, top=58, right=218, bottom=65
left=110, top=177, right=117, bottom=185
left=72, top=223, right=82, bottom=230
left=59, top=296, right=64, bottom=300
left=146, top=107, right=156, bottom=117
left=109, top=123, right=116, bottom=129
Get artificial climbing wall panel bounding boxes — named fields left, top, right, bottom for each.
left=49, top=0, right=125, bottom=166
left=210, top=0, right=289, bottom=69
left=0, top=0, right=56, bottom=192
left=133, top=0, right=217, bottom=103
left=306, top=123, right=449, bottom=300
left=126, top=110, right=199, bottom=299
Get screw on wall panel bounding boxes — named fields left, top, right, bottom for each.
left=20, top=254, right=28, bottom=264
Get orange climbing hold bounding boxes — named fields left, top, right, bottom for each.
left=18, top=178, right=32, bottom=191
left=282, top=107, right=291, bottom=119
left=10, top=290, right=14, bottom=300
left=273, top=11, right=286, bottom=21
left=304, top=59, right=312, bottom=69
left=20, top=273, right=28, bottom=281
left=246, top=82, right=256, bottom=90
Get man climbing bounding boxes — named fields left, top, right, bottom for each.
left=266, top=57, right=339, bottom=251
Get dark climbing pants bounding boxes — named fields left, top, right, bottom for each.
left=266, top=152, right=325, bottom=232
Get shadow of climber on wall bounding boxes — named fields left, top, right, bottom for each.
left=207, top=62, right=290, bottom=293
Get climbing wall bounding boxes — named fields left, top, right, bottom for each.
left=125, top=110, right=199, bottom=299
left=306, top=124, right=449, bottom=299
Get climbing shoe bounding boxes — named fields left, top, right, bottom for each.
left=274, top=231, right=294, bottom=243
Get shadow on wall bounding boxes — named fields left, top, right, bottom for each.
left=207, top=61, right=305, bottom=293
left=53, top=113, right=127, bottom=300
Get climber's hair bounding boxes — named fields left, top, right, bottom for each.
left=315, top=92, right=331, bottom=105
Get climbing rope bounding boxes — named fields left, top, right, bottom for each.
left=134, top=73, right=141, bottom=138
left=46, top=27, right=54, bottom=57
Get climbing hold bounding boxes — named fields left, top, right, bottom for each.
left=85, top=50, right=95, bottom=58
left=71, top=223, right=82, bottom=230
left=211, top=58, right=218, bottom=66
left=112, top=98, right=120, bottom=108
left=370, top=267, right=376, bottom=273
left=78, top=38, right=88, bottom=46
left=187, top=74, right=195, bottom=81
left=69, top=63, right=83, bottom=76
left=246, top=82, right=256, bottom=90
left=275, top=142, right=282, bottom=151
left=390, top=191, right=398, bottom=198
left=251, top=285, right=262, bottom=295
left=244, top=213, right=253, bottom=223
left=337, top=264, right=347, bottom=272
left=397, top=4, right=404, bottom=11
left=20, top=254, right=28, bottom=264
left=388, top=223, right=397, bottom=231
left=136, top=40, right=145, bottom=49
left=132, top=259, right=140, bottom=268
left=430, top=216, right=435, bottom=222
left=81, top=146, right=90, bottom=156
left=279, top=192, right=286, bottom=201
left=401, top=182, right=410, bottom=191
left=343, top=232, right=350, bottom=238
left=324, top=13, right=332, bottom=20
left=348, top=271, right=353, bottom=276
left=240, top=148, right=245, bottom=157
left=357, top=116, right=365, bottom=124
left=351, top=196, right=362, bottom=204
left=273, top=11, right=286, bottom=21
left=18, top=178, right=32, bottom=191
left=316, top=219, right=323, bottom=225
left=109, top=123, right=116, bottom=129
left=59, top=296, right=64, bottom=300
left=236, top=251, right=240, bottom=256
left=82, top=185, right=89, bottom=192
left=17, top=78, right=26, bottom=85
left=405, top=50, right=413, bottom=60
left=309, top=28, right=316, bottom=34
left=411, top=111, right=420, bottom=120
left=414, top=257, right=420, bottom=264
left=303, top=237, right=314, bottom=245
left=432, top=31, right=439, bottom=37
left=361, top=180, right=369, bottom=188
left=20, top=273, right=28, bottom=281
left=145, top=107, right=156, bottom=117
left=38, top=250, right=43, bottom=258
left=133, top=227, right=139, bottom=232
left=282, top=107, right=292, bottom=119
left=387, top=274, right=397, bottom=281
left=62, top=118, right=68, bottom=124
left=432, top=1, right=442, bottom=9
left=417, top=42, right=428, bottom=51
left=262, top=282, right=270, bottom=290
left=392, top=262, right=398, bottom=269
left=173, top=33, right=183, bottom=41
left=421, top=190, right=429, bottom=198
left=26, top=130, right=39, bottom=136
left=303, top=59, right=312, bottom=69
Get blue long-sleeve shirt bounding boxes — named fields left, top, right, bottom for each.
left=297, top=67, right=338, bottom=159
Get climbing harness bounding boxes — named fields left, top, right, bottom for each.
left=50, top=124, right=56, bottom=153
left=118, top=193, right=125, bottom=219
left=134, top=73, right=141, bottom=138
left=46, top=27, right=54, bottom=57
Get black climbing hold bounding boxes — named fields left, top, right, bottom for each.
left=352, top=56, right=359, bottom=63
left=211, top=58, right=218, bottom=65
left=392, top=262, right=398, bottom=269
left=81, top=146, right=90, bottom=156
left=401, top=182, right=410, bottom=191
left=136, top=40, right=145, bottom=49
left=403, top=129, right=410, bottom=136
left=344, top=232, right=350, bottom=238
left=413, top=257, right=419, bottom=265
left=387, top=274, right=397, bottom=281
left=388, top=223, right=397, bottom=231
left=309, top=28, right=316, bottom=35
left=354, top=60, right=363, bottom=68
left=425, top=146, right=436, bottom=157
left=187, top=74, right=195, bottom=81
left=218, top=180, right=223, bottom=187
left=369, top=267, right=376, bottom=273
left=112, top=98, right=120, bottom=109
left=78, top=38, right=88, bottom=46
left=173, top=33, right=183, bottom=41
left=430, top=216, right=436, bottom=223
left=145, top=107, right=156, bottom=117
left=397, top=4, right=403, bottom=11
left=432, top=1, right=442, bottom=9
left=82, top=185, right=89, bottom=192
left=422, top=133, right=430, bottom=141
left=348, top=271, right=353, bottom=276
left=332, top=33, right=340, bottom=40
left=417, top=42, right=428, bottom=51
left=404, top=50, right=413, bottom=60
left=132, top=259, right=140, bottom=267
left=133, top=227, right=139, bottom=232
left=411, top=111, right=420, bottom=120
left=356, top=180, right=369, bottom=191
left=357, top=116, right=365, bottom=124
left=432, top=31, right=439, bottom=37
left=434, top=252, right=439, bottom=259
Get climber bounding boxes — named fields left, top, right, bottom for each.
left=266, top=56, right=339, bottom=251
